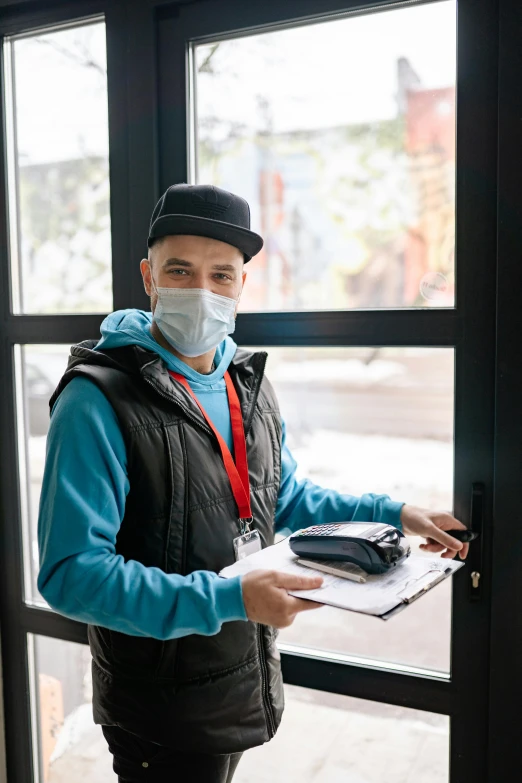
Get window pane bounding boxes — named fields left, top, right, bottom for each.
left=22, top=344, right=454, bottom=671
left=17, top=346, right=71, bottom=605
left=259, top=346, right=454, bottom=673
left=30, top=635, right=113, bottom=782
left=236, top=685, right=449, bottom=782
left=194, top=1, right=456, bottom=311
left=31, top=637, right=448, bottom=783
left=6, top=21, right=112, bottom=314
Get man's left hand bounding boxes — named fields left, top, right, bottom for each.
left=399, top=504, right=469, bottom=560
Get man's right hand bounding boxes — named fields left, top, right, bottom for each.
left=241, top=569, right=324, bottom=628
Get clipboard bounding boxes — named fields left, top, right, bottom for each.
left=379, top=566, right=456, bottom=620
left=219, top=537, right=464, bottom=620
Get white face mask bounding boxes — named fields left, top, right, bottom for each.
left=152, top=283, right=239, bottom=358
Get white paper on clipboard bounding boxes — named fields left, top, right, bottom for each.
left=219, top=536, right=464, bottom=619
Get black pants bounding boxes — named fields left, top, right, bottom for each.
left=101, top=725, right=243, bottom=783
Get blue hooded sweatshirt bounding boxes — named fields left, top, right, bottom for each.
left=37, top=310, right=405, bottom=640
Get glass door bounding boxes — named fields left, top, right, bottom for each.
left=0, top=0, right=507, bottom=781
left=156, top=0, right=497, bottom=780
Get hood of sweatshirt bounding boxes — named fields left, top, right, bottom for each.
left=94, top=309, right=237, bottom=386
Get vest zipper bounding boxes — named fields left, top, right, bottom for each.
left=257, top=624, right=276, bottom=738
left=142, top=375, right=213, bottom=438
left=243, top=353, right=268, bottom=438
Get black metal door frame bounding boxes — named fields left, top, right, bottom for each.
left=0, top=0, right=517, bottom=781
left=488, top=0, right=522, bottom=778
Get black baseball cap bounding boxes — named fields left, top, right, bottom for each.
left=148, top=183, right=264, bottom=262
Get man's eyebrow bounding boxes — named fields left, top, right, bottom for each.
left=211, top=264, right=238, bottom=273
left=162, top=258, right=239, bottom=273
left=163, top=258, right=192, bottom=268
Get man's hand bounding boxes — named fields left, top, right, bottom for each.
left=241, top=570, right=324, bottom=628
left=400, top=504, right=469, bottom=560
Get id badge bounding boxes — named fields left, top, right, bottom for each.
left=233, top=529, right=262, bottom=561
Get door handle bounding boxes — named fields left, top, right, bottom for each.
left=468, top=482, right=485, bottom=601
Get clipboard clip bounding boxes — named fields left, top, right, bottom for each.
left=397, top=568, right=450, bottom=604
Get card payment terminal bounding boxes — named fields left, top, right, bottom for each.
left=289, top=522, right=411, bottom=575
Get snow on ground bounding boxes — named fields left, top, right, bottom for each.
left=292, top=429, right=453, bottom=510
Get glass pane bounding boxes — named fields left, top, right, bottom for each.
left=236, top=685, right=449, bottom=782
left=30, top=635, right=113, bottom=782
left=6, top=21, right=112, bottom=314
left=30, top=637, right=448, bottom=783
left=259, top=346, right=454, bottom=673
left=17, top=346, right=71, bottom=605
left=194, top=1, right=456, bottom=311
left=23, top=344, right=454, bottom=668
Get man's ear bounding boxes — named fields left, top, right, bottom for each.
left=140, top=259, right=152, bottom=296
left=235, top=271, right=247, bottom=317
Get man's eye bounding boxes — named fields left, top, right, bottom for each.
left=215, top=274, right=231, bottom=281
left=169, top=269, right=187, bottom=275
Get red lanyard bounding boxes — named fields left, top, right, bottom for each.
left=168, top=370, right=253, bottom=531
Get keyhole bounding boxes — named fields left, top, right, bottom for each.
left=471, top=571, right=481, bottom=589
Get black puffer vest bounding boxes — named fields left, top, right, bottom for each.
left=49, top=340, right=285, bottom=753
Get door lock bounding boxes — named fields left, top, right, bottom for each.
left=468, top=483, right=484, bottom=601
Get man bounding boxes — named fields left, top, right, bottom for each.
left=38, top=184, right=468, bottom=783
